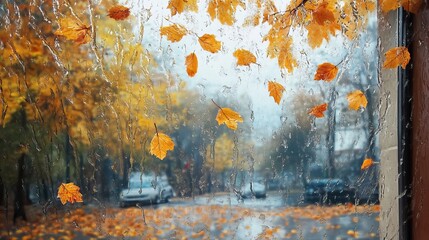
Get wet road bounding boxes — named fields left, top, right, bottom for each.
left=1, top=191, right=380, bottom=239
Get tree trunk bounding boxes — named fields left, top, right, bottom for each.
left=327, top=89, right=337, bottom=178
left=0, top=175, right=4, bottom=206
left=14, top=153, right=27, bottom=224
left=65, top=133, right=72, bottom=182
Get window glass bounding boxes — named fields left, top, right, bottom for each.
left=0, top=0, right=385, bottom=239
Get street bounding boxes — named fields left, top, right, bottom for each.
left=1, top=191, right=379, bottom=239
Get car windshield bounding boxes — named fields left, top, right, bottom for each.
left=129, top=181, right=152, bottom=189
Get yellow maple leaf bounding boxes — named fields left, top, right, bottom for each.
left=308, top=103, right=328, bottom=118
left=54, top=17, right=91, bottom=45
left=360, top=158, right=374, bottom=170
left=57, top=183, right=83, bottom=205
left=207, top=0, right=245, bottom=25
left=347, top=90, right=368, bottom=110
left=215, top=107, right=243, bottom=130
left=150, top=132, right=175, bottom=160
left=198, top=34, right=222, bottom=53
left=160, top=24, right=187, bottom=42
left=268, top=81, right=285, bottom=104
left=314, top=62, right=338, bottom=82
left=186, top=53, right=198, bottom=77
left=167, top=0, right=198, bottom=16
left=233, top=49, right=257, bottom=66
left=382, top=47, right=410, bottom=69
left=107, top=5, right=130, bottom=20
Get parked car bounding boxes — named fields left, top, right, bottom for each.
left=119, top=179, right=160, bottom=207
left=304, top=179, right=355, bottom=204
left=241, top=182, right=267, bottom=199
left=157, top=177, right=174, bottom=203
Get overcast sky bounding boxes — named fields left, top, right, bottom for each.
left=125, top=0, right=376, bottom=141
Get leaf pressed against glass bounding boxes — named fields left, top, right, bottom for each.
left=107, top=5, right=130, bottom=20
left=207, top=0, right=245, bottom=25
left=309, top=103, right=328, bottom=118
left=361, top=158, right=375, bottom=170
left=57, top=183, right=83, bottom=205
left=268, top=81, right=285, bottom=105
left=314, top=63, right=338, bottom=82
left=150, top=133, right=175, bottom=160
left=186, top=53, right=198, bottom=77
left=167, top=0, right=198, bottom=16
left=54, top=17, right=91, bottom=45
left=382, top=47, right=410, bottom=69
left=233, top=49, right=257, bottom=66
left=215, top=107, right=243, bottom=130
left=347, top=90, right=368, bottom=110
left=160, top=24, right=188, bottom=42
left=198, top=34, right=222, bottom=53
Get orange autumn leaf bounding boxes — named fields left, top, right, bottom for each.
left=216, top=107, right=243, bottom=130
left=314, top=62, right=338, bottom=82
left=380, top=0, right=422, bottom=13
left=198, top=34, right=222, bottom=53
left=57, top=182, right=83, bottom=205
left=207, top=0, right=245, bottom=25
left=361, top=158, right=375, bottom=170
left=312, top=3, right=335, bottom=25
left=382, top=47, right=410, bottom=69
left=309, top=103, right=328, bottom=118
left=150, top=132, right=175, bottom=160
left=347, top=90, right=368, bottom=110
left=54, top=17, right=90, bottom=45
left=233, top=49, right=257, bottom=66
left=160, top=24, right=187, bottom=42
left=167, top=0, right=198, bottom=16
left=186, top=53, right=198, bottom=77
left=107, top=5, right=130, bottom=20
left=268, top=81, right=285, bottom=104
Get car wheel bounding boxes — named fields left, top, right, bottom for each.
left=119, top=201, right=126, bottom=208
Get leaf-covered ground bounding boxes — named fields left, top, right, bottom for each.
left=1, top=203, right=379, bottom=239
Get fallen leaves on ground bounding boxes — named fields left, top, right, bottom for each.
left=150, top=132, right=175, bottom=160
left=361, top=158, right=375, bottom=170
left=185, top=53, right=198, bottom=77
left=198, top=34, right=222, bottom=53
left=309, top=103, right=328, bottom=118
left=268, top=81, right=285, bottom=104
left=314, top=63, right=338, bottom=82
left=107, top=5, right=130, bottom=20
left=233, top=49, right=257, bottom=66
left=347, top=90, right=368, bottom=110
left=54, top=17, right=91, bottom=45
left=57, top=182, right=83, bottom=205
left=382, top=47, right=410, bottom=69
left=160, top=24, right=188, bottom=42
left=215, top=107, right=243, bottom=130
